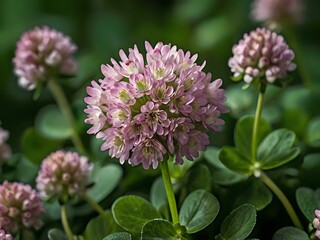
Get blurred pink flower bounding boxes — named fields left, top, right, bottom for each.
left=313, top=210, right=320, bottom=239
left=0, top=229, right=12, bottom=240
left=84, top=41, right=228, bottom=169
left=0, top=127, right=11, bottom=163
left=0, top=181, right=44, bottom=234
left=251, top=0, right=304, bottom=26
left=229, top=28, right=296, bottom=85
left=13, top=26, right=77, bottom=90
left=36, top=150, right=93, bottom=200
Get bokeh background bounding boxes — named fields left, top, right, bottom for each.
left=1, top=0, right=320, bottom=151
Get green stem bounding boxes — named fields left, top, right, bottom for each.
left=251, top=86, right=266, bottom=163
left=260, top=172, right=303, bottom=229
left=160, top=158, right=179, bottom=225
left=48, top=79, right=88, bottom=156
left=60, top=204, right=74, bottom=240
left=80, top=192, right=105, bottom=215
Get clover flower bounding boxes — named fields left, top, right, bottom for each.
left=36, top=150, right=93, bottom=200
left=251, top=0, right=303, bottom=26
left=84, top=41, right=228, bottom=169
left=13, top=26, right=77, bottom=90
left=0, top=229, right=12, bottom=240
left=313, top=210, right=320, bottom=239
left=0, top=127, right=11, bottom=162
left=228, top=28, right=296, bottom=85
left=0, top=181, right=44, bottom=234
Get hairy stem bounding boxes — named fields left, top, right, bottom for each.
left=260, top=172, right=303, bottom=229
left=48, top=79, right=88, bottom=156
left=251, top=86, right=266, bottom=163
left=80, top=192, right=105, bottom=215
left=160, top=158, right=179, bottom=225
left=60, top=204, right=74, bottom=240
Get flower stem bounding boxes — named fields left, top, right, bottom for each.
left=80, top=192, right=105, bottom=215
left=160, top=158, right=179, bottom=225
left=60, top=204, right=74, bottom=240
left=48, top=79, right=88, bottom=156
left=251, top=85, right=266, bottom=163
left=260, top=171, right=303, bottom=229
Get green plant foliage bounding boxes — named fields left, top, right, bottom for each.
left=272, top=227, right=309, bottom=240
left=186, top=164, right=211, bottom=192
left=296, top=187, right=320, bottom=222
left=84, top=210, right=123, bottom=240
left=35, top=104, right=72, bottom=140
left=112, top=195, right=161, bottom=234
left=21, top=128, right=62, bottom=165
left=305, top=116, right=320, bottom=147
left=257, top=129, right=300, bottom=170
left=141, top=219, right=188, bottom=240
left=48, top=228, right=67, bottom=240
left=235, top=116, right=272, bottom=160
left=150, top=177, right=167, bottom=211
left=205, top=147, right=248, bottom=185
left=215, top=204, right=256, bottom=240
left=87, top=164, right=123, bottom=203
left=179, top=189, right=219, bottom=234
left=233, top=178, right=272, bottom=211
left=103, top=232, right=132, bottom=240
left=219, top=147, right=252, bottom=174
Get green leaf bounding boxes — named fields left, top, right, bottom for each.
left=219, top=147, right=253, bottom=174
left=85, top=210, right=123, bottom=240
left=296, top=187, right=320, bottom=222
left=305, top=116, right=320, bottom=147
left=225, top=86, right=254, bottom=118
left=179, top=189, right=219, bottom=234
left=217, top=204, right=256, bottom=240
left=186, top=164, right=211, bottom=192
left=272, top=227, right=309, bottom=240
left=87, top=164, right=123, bottom=203
left=257, top=129, right=300, bottom=169
left=21, top=128, right=62, bottom=165
left=205, top=147, right=248, bottom=185
left=112, top=195, right=161, bottom=234
left=141, top=219, right=188, bottom=240
left=103, top=232, right=132, bottom=240
left=48, top=228, right=67, bottom=240
left=235, top=115, right=272, bottom=160
left=170, top=152, right=203, bottom=180
left=35, top=104, right=72, bottom=140
left=234, top=178, right=272, bottom=211
left=150, top=177, right=167, bottom=211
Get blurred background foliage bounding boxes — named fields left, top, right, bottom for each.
left=1, top=0, right=320, bottom=151
left=1, top=0, right=320, bottom=239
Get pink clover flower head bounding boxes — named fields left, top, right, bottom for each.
left=251, top=0, right=304, bottom=26
left=84, top=41, right=228, bottom=169
left=0, top=127, right=11, bottom=162
left=0, top=181, right=44, bottom=234
left=13, top=26, right=77, bottom=90
left=229, top=28, right=296, bottom=85
left=36, top=150, right=93, bottom=200
left=313, top=210, right=320, bottom=239
left=0, top=229, right=12, bottom=240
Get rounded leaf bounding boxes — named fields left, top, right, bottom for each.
left=150, top=177, right=167, bottom=210
left=103, top=232, right=132, bottom=240
left=272, top=227, right=308, bottom=240
left=87, top=164, right=123, bottom=203
left=219, top=147, right=252, bottom=174
left=48, top=228, right=67, bottom=240
left=305, top=116, right=320, bottom=147
left=296, top=187, right=320, bottom=222
left=179, top=189, right=219, bottom=233
left=218, top=204, right=256, bottom=240
left=112, top=195, right=161, bottom=233
left=141, top=219, right=187, bottom=240
left=85, top=210, right=123, bottom=240
left=35, top=104, right=72, bottom=140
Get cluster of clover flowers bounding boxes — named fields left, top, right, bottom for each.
left=0, top=0, right=319, bottom=239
